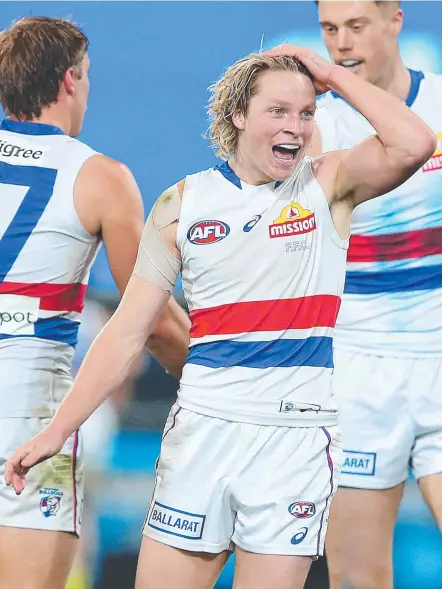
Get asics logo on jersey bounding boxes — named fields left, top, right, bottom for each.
left=0, top=140, right=43, bottom=160
left=243, top=215, right=262, bottom=232
left=288, top=501, right=316, bottom=518
left=269, top=202, right=316, bottom=239
left=187, top=220, right=230, bottom=245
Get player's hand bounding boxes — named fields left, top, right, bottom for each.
left=265, top=44, right=337, bottom=95
left=4, top=427, right=66, bottom=495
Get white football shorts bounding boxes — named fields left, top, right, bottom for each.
left=143, top=404, right=342, bottom=557
left=332, top=348, right=442, bottom=489
left=0, top=417, right=83, bottom=535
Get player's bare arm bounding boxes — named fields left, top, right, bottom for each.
left=5, top=186, right=182, bottom=494
left=75, top=156, right=189, bottom=378
left=268, top=44, right=437, bottom=209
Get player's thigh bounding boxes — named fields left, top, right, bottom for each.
left=410, top=357, right=442, bottom=529
left=143, top=405, right=240, bottom=553
left=418, top=473, right=442, bottom=530
left=332, top=349, right=413, bottom=488
left=135, top=536, right=228, bottom=589
left=233, top=547, right=311, bottom=589
left=326, top=484, right=404, bottom=589
left=233, top=424, right=342, bottom=559
left=0, top=526, right=77, bottom=589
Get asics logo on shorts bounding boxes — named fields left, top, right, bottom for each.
left=291, top=527, right=308, bottom=545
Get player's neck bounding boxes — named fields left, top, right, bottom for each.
left=229, top=154, right=274, bottom=186
left=374, top=59, right=411, bottom=103
left=11, top=104, right=74, bottom=136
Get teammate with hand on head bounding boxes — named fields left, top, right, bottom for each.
left=309, top=2, right=442, bottom=587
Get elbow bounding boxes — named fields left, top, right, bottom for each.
left=407, top=127, right=437, bottom=168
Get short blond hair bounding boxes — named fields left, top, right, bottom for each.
left=206, top=54, right=313, bottom=159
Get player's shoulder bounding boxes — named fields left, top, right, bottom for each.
left=76, top=154, right=143, bottom=218
left=419, top=70, right=442, bottom=96
left=78, top=154, right=134, bottom=186
left=314, top=91, right=344, bottom=128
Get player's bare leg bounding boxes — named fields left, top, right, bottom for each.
left=419, top=472, right=442, bottom=531
left=134, top=536, right=229, bottom=589
left=326, top=485, right=404, bottom=589
left=0, top=527, right=77, bottom=589
left=232, top=547, right=312, bottom=589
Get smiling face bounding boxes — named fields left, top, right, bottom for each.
left=232, top=69, right=316, bottom=184
left=318, top=1, right=402, bottom=84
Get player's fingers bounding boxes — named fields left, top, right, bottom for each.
left=4, top=460, right=14, bottom=486
left=264, top=43, right=303, bottom=57
left=4, top=446, right=29, bottom=478
left=11, top=473, right=26, bottom=495
left=21, top=446, right=51, bottom=468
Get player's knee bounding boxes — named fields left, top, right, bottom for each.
left=329, top=564, right=393, bottom=589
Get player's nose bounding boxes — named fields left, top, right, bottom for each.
left=336, top=27, right=353, bottom=52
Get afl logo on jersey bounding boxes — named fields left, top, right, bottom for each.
left=187, top=220, right=230, bottom=245
left=288, top=502, right=316, bottom=519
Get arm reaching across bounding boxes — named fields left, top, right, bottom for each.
left=5, top=186, right=182, bottom=494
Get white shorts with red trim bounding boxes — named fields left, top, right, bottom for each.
left=0, top=417, right=83, bottom=535
left=143, top=404, right=342, bottom=557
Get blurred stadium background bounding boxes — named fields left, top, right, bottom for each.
left=2, top=1, right=442, bottom=587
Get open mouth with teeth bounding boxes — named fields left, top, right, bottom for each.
left=339, top=59, right=364, bottom=72
left=272, top=144, right=301, bottom=164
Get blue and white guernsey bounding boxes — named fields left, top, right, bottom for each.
left=0, top=119, right=100, bottom=417
left=176, top=158, right=348, bottom=426
left=315, top=70, right=442, bottom=357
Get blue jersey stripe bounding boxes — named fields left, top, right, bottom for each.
left=187, top=337, right=333, bottom=369
left=0, top=316, right=80, bottom=347
left=0, top=163, right=57, bottom=282
left=344, top=264, right=442, bottom=294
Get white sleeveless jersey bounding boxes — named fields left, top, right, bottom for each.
left=315, top=70, right=442, bottom=357
left=0, top=119, right=101, bottom=417
left=176, top=159, right=348, bottom=426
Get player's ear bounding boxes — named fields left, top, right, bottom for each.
left=232, top=111, right=246, bottom=130
left=391, top=7, right=403, bottom=36
left=62, top=67, right=76, bottom=96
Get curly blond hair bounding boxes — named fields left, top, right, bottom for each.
left=206, top=54, right=313, bottom=159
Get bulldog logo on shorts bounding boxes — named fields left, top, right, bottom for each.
left=39, top=487, right=63, bottom=517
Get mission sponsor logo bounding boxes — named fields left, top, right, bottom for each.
left=269, top=202, right=316, bottom=238
left=187, top=220, right=230, bottom=245
left=422, top=133, right=442, bottom=173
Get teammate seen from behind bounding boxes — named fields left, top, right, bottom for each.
left=5, top=44, right=436, bottom=589
left=0, top=17, right=189, bottom=589
left=310, top=2, right=442, bottom=588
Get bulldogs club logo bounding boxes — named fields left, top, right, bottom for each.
left=39, top=488, right=63, bottom=518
